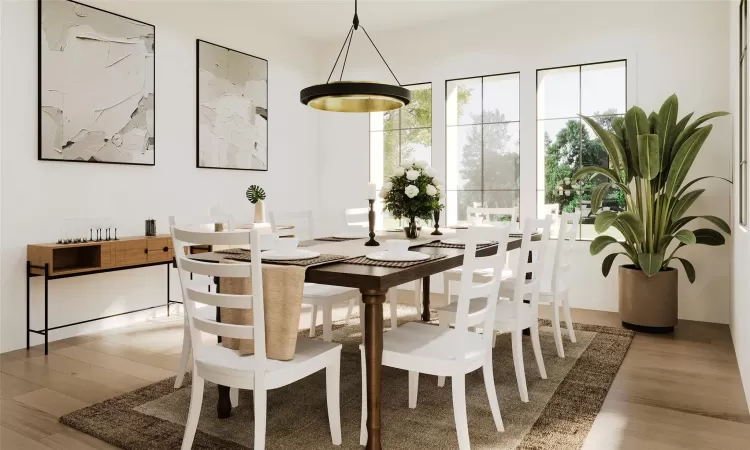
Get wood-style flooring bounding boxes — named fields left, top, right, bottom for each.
left=1, top=294, right=748, bottom=449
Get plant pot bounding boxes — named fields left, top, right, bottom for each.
left=403, top=218, right=421, bottom=240
left=618, top=265, right=677, bottom=333
left=254, top=200, right=266, bottom=224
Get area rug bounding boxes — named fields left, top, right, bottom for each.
left=60, top=311, right=633, bottom=449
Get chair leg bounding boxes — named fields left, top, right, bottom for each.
left=180, top=370, right=204, bottom=450
left=309, top=305, right=318, bottom=338
left=408, top=371, right=419, bottom=409
left=451, top=374, right=470, bottom=450
left=443, top=276, right=451, bottom=305
left=174, top=322, right=191, bottom=388
left=551, top=299, right=565, bottom=358
left=511, top=331, right=529, bottom=403
left=326, top=357, right=342, bottom=445
left=254, top=375, right=267, bottom=450
left=388, top=289, right=398, bottom=330
left=482, top=356, right=504, bottom=432
left=346, top=298, right=355, bottom=323
left=229, top=387, right=239, bottom=408
left=322, top=306, right=333, bottom=342
left=359, top=348, right=367, bottom=446
left=437, top=317, right=450, bottom=387
left=562, top=292, right=577, bottom=343
left=530, top=320, right=547, bottom=379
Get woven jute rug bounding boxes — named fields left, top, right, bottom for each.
left=60, top=308, right=633, bottom=449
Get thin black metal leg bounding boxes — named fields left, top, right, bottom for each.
left=166, top=263, right=170, bottom=316
left=26, top=261, right=30, bottom=349
left=44, top=263, right=49, bottom=355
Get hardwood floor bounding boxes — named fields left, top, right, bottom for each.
left=1, top=295, right=748, bottom=449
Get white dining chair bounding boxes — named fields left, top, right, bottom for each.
left=442, top=206, right=517, bottom=306
left=437, top=217, right=553, bottom=403
left=344, top=207, right=370, bottom=227
left=171, top=226, right=342, bottom=450
left=170, top=214, right=232, bottom=389
left=359, top=226, right=508, bottom=450
left=501, top=212, right=579, bottom=358
left=269, top=210, right=360, bottom=341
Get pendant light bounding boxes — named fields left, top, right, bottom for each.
left=300, top=0, right=411, bottom=113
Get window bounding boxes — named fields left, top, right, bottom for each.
left=370, top=83, right=432, bottom=228
left=741, top=0, right=748, bottom=226
left=537, top=60, right=627, bottom=238
left=445, top=73, right=520, bottom=224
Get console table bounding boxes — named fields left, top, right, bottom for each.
left=26, top=235, right=179, bottom=355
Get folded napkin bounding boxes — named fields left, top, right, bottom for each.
left=219, top=264, right=306, bottom=361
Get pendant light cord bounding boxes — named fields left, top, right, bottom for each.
left=324, top=0, right=402, bottom=86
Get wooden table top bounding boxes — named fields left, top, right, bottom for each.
left=191, top=235, right=524, bottom=292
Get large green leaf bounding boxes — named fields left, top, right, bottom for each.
left=581, top=115, right=629, bottom=181
left=625, top=106, right=649, bottom=177
left=611, top=116, right=625, bottom=141
left=668, top=215, right=731, bottom=235
left=590, top=183, right=612, bottom=214
left=671, top=189, right=705, bottom=220
left=638, top=252, right=664, bottom=277
left=664, top=126, right=712, bottom=199
left=672, top=111, right=729, bottom=154
left=591, top=235, right=618, bottom=255
left=648, top=111, right=659, bottom=134
left=594, top=210, right=618, bottom=233
left=637, top=134, right=661, bottom=180
left=676, top=175, right=731, bottom=199
left=668, top=112, right=694, bottom=161
left=657, top=235, right=674, bottom=253
left=657, top=94, right=678, bottom=166
left=618, top=211, right=646, bottom=243
left=602, top=252, right=629, bottom=277
left=673, top=257, right=696, bottom=283
left=693, top=228, right=726, bottom=246
left=674, top=229, right=697, bottom=245
left=572, top=166, right=621, bottom=184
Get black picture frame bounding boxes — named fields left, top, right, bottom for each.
left=38, top=0, right=156, bottom=166
left=196, top=39, right=269, bottom=172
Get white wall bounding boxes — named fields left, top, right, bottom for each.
left=316, top=1, right=733, bottom=323
left=0, top=1, right=322, bottom=352
left=729, top=0, right=750, bottom=411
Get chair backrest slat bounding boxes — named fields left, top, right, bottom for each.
left=269, top=210, right=315, bottom=239
left=172, top=227, right=252, bottom=247
left=179, top=257, right=252, bottom=278
left=345, top=207, right=370, bottom=227
left=193, top=317, right=255, bottom=340
left=186, top=288, right=253, bottom=309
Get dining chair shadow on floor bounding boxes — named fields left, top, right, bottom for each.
left=170, top=214, right=232, bottom=389
left=269, top=210, right=360, bottom=341
left=171, top=226, right=342, bottom=450
left=437, top=217, right=553, bottom=403
left=359, top=226, right=507, bottom=450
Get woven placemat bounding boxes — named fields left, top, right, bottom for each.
left=225, top=253, right=348, bottom=267
left=421, top=241, right=498, bottom=249
left=344, top=253, right=447, bottom=268
left=215, top=248, right=248, bottom=254
left=313, top=236, right=364, bottom=242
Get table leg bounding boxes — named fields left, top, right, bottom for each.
left=361, top=289, right=386, bottom=450
left=421, top=276, right=431, bottom=322
left=217, top=385, right=232, bottom=419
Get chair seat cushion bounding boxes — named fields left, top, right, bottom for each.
left=196, top=337, right=340, bottom=378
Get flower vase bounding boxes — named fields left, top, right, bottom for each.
left=254, top=200, right=266, bottom=224
left=403, top=218, right=421, bottom=240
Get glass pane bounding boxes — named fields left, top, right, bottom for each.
left=581, top=61, right=626, bottom=116
left=483, top=122, right=520, bottom=190
left=483, top=73, right=519, bottom=122
left=401, top=129, right=432, bottom=166
left=401, top=84, right=431, bottom=129
left=446, top=125, right=482, bottom=190
left=453, top=191, right=482, bottom=221
left=483, top=191, right=519, bottom=221
left=581, top=117, right=615, bottom=168
left=539, top=119, right=580, bottom=213
left=446, top=77, right=482, bottom=126
left=370, top=109, right=399, bottom=132
left=537, top=66, right=580, bottom=119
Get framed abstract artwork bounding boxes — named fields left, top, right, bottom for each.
left=196, top=39, right=268, bottom=171
left=39, top=0, right=155, bottom=165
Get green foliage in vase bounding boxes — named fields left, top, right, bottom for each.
left=572, top=94, right=730, bottom=283
left=381, top=161, right=442, bottom=222
left=246, top=185, right=266, bottom=204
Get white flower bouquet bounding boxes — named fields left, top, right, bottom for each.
left=381, top=160, right=443, bottom=238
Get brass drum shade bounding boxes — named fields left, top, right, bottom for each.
left=300, top=81, right=411, bottom=113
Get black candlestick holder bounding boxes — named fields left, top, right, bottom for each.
left=364, top=199, right=380, bottom=247
left=431, top=209, right=443, bottom=235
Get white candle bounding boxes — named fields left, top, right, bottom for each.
left=367, top=182, right=377, bottom=200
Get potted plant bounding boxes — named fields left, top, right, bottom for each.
left=381, top=161, right=443, bottom=239
left=573, top=94, right=730, bottom=333
left=246, top=184, right=267, bottom=224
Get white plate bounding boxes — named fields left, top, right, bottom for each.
left=440, top=238, right=494, bottom=246
left=366, top=251, right=430, bottom=262
left=332, top=230, right=369, bottom=239
left=261, top=249, right=320, bottom=261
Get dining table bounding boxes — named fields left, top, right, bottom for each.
left=190, top=231, right=526, bottom=450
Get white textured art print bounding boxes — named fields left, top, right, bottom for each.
left=197, top=40, right=268, bottom=170
left=40, top=0, right=155, bottom=164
